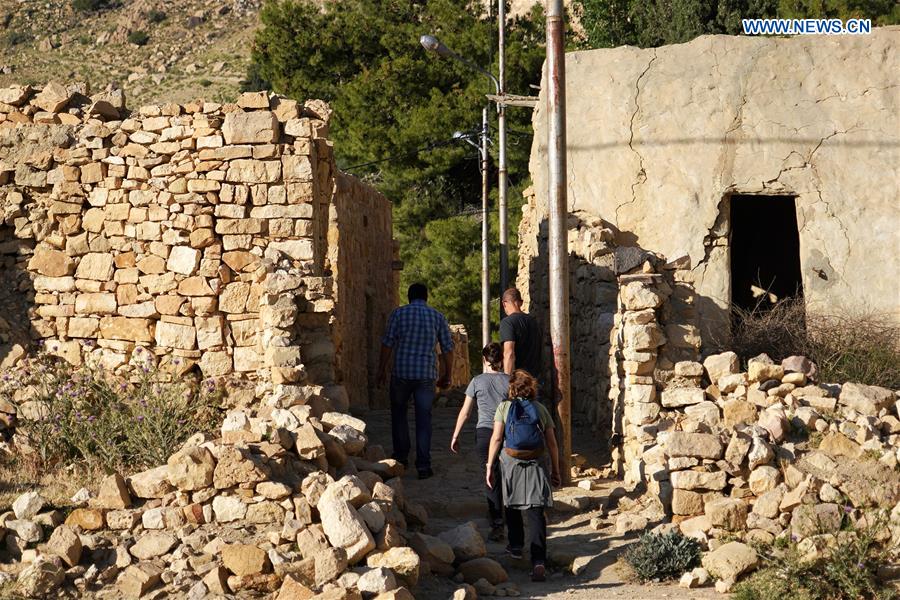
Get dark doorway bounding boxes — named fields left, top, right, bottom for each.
left=730, top=195, right=803, bottom=312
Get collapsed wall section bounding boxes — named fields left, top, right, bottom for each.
left=0, top=84, right=396, bottom=408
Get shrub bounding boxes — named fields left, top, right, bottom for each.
left=127, top=30, right=149, bottom=46
left=733, top=516, right=896, bottom=600
left=5, top=30, right=32, bottom=47
left=72, top=0, right=109, bottom=11
left=726, top=298, right=900, bottom=388
left=0, top=351, right=224, bottom=473
left=198, top=78, right=213, bottom=87
left=623, top=531, right=701, bottom=582
left=146, top=9, right=166, bottom=23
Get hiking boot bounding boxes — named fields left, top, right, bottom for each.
left=488, top=525, right=505, bottom=542
left=531, top=563, right=546, bottom=582
left=417, top=468, right=434, bottom=480
left=505, top=545, right=523, bottom=560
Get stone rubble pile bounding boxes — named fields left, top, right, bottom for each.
left=606, top=257, right=900, bottom=591
left=0, top=396, right=491, bottom=599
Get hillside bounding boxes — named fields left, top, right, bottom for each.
left=0, top=0, right=259, bottom=107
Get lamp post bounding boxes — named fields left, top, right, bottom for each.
left=496, top=0, right=509, bottom=307
left=546, top=0, right=572, bottom=485
left=420, top=34, right=508, bottom=322
left=453, top=109, right=491, bottom=349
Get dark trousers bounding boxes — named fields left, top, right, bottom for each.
left=475, top=427, right=503, bottom=526
left=389, top=378, right=435, bottom=471
left=506, top=506, right=547, bottom=565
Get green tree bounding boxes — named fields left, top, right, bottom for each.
left=249, top=0, right=548, bottom=365
left=577, top=0, right=898, bottom=49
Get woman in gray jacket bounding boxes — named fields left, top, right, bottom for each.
left=485, top=369, right=561, bottom=582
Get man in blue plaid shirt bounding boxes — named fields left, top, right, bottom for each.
left=378, top=283, right=454, bottom=479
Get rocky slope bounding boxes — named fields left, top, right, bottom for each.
left=0, top=0, right=259, bottom=107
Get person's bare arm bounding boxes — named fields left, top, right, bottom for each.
left=485, top=421, right=505, bottom=489
left=377, top=345, right=392, bottom=387
left=451, top=396, right=475, bottom=453
left=502, top=341, right=516, bottom=375
left=545, top=426, right=562, bottom=487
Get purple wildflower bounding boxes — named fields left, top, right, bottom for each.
left=844, top=505, right=853, bottom=514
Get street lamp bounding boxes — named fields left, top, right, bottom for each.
left=419, top=34, right=509, bottom=318
left=453, top=111, right=491, bottom=349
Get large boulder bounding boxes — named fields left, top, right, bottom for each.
left=17, top=557, right=65, bottom=597
left=366, top=547, right=421, bottom=587
left=839, top=383, right=894, bottom=416
left=167, top=446, right=216, bottom=491
left=130, top=532, right=177, bottom=560
left=437, top=521, right=486, bottom=562
left=664, top=432, right=723, bottom=459
left=12, top=491, right=45, bottom=519
left=317, top=486, right=376, bottom=564
left=703, top=352, right=739, bottom=383
left=128, top=465, right=175, bottom=499
left=96, top=473, right=132, bottom=509
left=46, top=525, right=82, bottom=567
left=704, top=498, right=749, bottom=530
left=222, top=544, right=271, bottom=577
left=701, top=542, right=757, bottom=582
left=458, top=557, right=508, bottom=585
left=213, top=446, right=270, bottom=489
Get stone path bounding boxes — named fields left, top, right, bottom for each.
left=363, top=405, right=724, bottom=599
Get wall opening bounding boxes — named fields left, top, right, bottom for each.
left=729, top=194, right=803, bottom=313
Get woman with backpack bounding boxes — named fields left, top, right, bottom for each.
left=486, top=369, right=561, bottom=582
left=450, top=343, right=509, bottom=542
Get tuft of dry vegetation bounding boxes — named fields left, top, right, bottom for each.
left=0, top=351, right=226, bottom=480
left=725, top=298, right=900, bottom=388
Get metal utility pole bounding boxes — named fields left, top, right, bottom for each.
left=546, top=0, right=572, bottom=485
left=480, top=108, right=491, bottom=348
left=497, top=0, right=509, bottom=311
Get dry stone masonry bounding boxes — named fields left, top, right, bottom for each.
left=0, top=83, right=396, bottom=410
left=601, top=251, right=900, bottom=591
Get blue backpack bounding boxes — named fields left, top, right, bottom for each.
left=504, top=398, right=545, bottom=451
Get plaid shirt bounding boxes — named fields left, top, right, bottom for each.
left=382, top=300, right=454, bottom=380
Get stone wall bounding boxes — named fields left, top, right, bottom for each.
left=0, top=84, right=396, bottom=408
left=606, top=255, right=900, bottom=587
left=524, top=27, right=900, bottom=345
left=329, top=173, right=398, bottom=409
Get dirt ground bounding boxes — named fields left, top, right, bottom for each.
left=363, top=405, right=724, bottom=600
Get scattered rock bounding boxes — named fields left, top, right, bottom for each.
left=437, top=521, right=486, bottom=562
left=459, top=557, right=508, bottom=585
left=12, top=491, right=45, bottom=519
left=701, top=541, right=758, bottom=582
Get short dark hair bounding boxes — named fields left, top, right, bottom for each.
left=482, top=342, right=503, bottom=371
left=502, top=288, right=523, bottom=303
left=408, top=283, right=428, bottom=302
left=508, top=369, right=538, bottom=400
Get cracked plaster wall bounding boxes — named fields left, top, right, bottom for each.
left=525, top=27, right=899, bottom=344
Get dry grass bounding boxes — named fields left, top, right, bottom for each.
left=725, top=299, right=900, bottom=388
left=0, top=456, right=104, bottom=513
